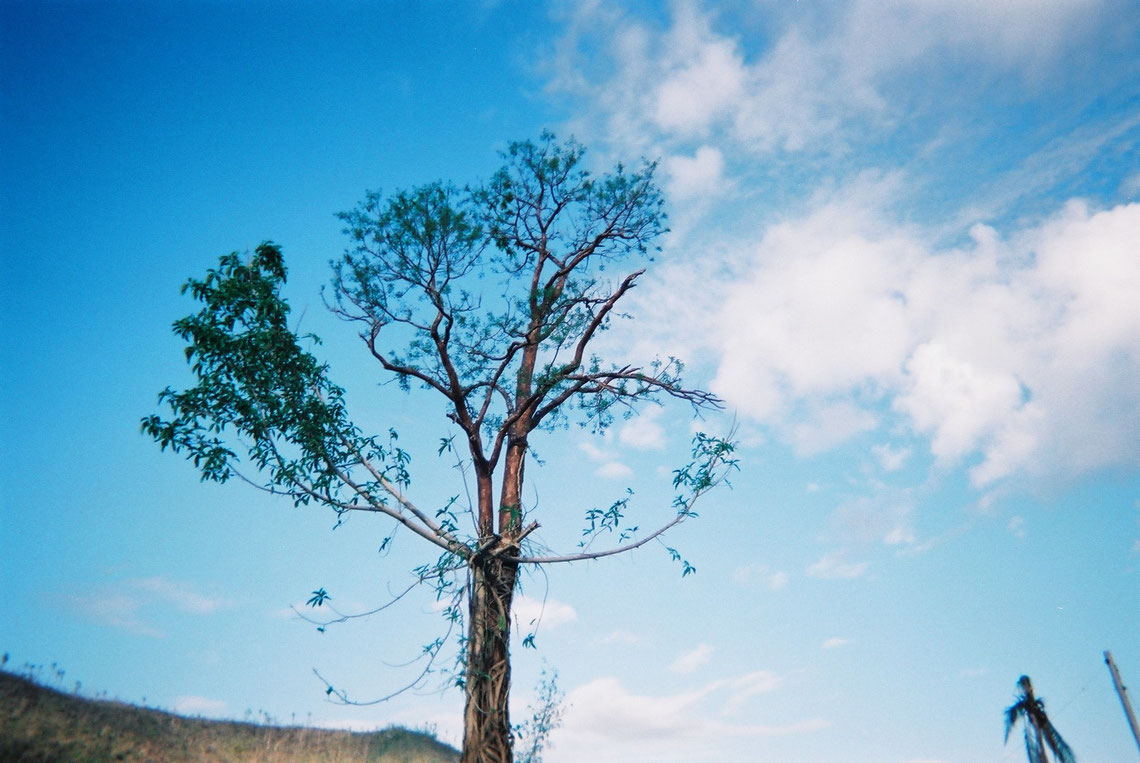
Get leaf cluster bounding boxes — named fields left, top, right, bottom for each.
left=141, top=244, right=404, bottom=511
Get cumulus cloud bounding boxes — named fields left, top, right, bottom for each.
left=664, top=145, right=727, bottom=201
left=618, top=406, right=667, bottom=450
left=552, top=672, right=821, bottom=761
left=623, top=191, right=1140, bottom=487
left=652, top=8, right=745, bottom=137
left=821, top=637, right=851, bottom=650
left=513, top=594, right=578, bottom=632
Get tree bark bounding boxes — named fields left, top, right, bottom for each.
left=461, top=429, right=527, bottom=762
left=461, top=549, right=518, bottom=762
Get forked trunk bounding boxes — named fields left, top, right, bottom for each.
left=461, top=550, right=519, bottom=762
left=461, top=391, right=529, bottom=761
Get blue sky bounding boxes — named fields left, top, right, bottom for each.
left=2, top=1, right=1138, bottom=760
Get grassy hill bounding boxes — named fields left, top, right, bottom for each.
left=0, top=670, right=459, bottom=762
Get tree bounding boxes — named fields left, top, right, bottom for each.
left=1004, top=675, right=1077, bottom=763
left=142, top=134, right=735, bottom=762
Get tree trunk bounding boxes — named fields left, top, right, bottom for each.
left=461, top=550, right=519, bottom=762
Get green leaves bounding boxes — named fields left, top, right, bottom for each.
left=579, top=489, right=636, bottom=546
left=143, top=242, right=405, bottom=507
left=673, top=432, right=738, bottom=497
left=307, top=588, right=331, bottom=607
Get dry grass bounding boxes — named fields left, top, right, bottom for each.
left=0, top=669, right=459, bottom=762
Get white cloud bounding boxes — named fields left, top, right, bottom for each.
left=826, top=494, right=914, bottom=549
left=595, top=629, right=641, bottom=646
left=550, top=0, right=1140, bottom=488
left=664, top=145, right=727, bottom=202
left=55, top=576, right=232, bottom=637
left=58, top=590, right=165, bottom=638
left=551, top=1, right=1122, bottom=164
left=765, top=570, right=790, bottom=590
left=721, top=670, right=784, bottom=714
left=595, top=461, right=633, bottom=479
left=173, top=695, right=227, bottom=716
left=733, top=563, right=789, bottom=590
left=652, top=23, right=745, bottom=137
left=884, top=526, right=916, bottom=546
left=807, top=552, right=869, bottom=580
left=624, top=191, right=1140, bottom=486
left=313, top=718, right=385, bottom=732
left=669, top=643, right=713, bottom=674
left=552, top=673, right=822, bottom=761
left=788, top=401, right=878, bottom=456
left=1007, top=516, right=1027, bottom=539
left=894, top=342, right=1029, bottom=464
left=821, top=637, right=851, bottom=650
left=1122, top=172, right=1140, bottom=202
left=710, top=190, right=917, bottom=408
left=871, top=443, right=911, bottom=472
left=513, top=594, right=577, bottom=632
left=579, top=437, right=633, bottom=479
left=618, top=406, right=667, bottom=450
left=130, top=576, right=232, bottom=615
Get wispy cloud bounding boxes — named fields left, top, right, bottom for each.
left=669, top=643, right=713, bottom=674
left=173, top=695, right=227, bottom=716
left=821, top=637, right=851, bottom=650
left=57, top=589, right=166, bottom=638
left=552, top=0, right=1129, bottom=167
left=54, top=576, right=234, bottom=637
left=732, top=563, right=789, bottom=591
left=130, top=576, right=232, bottom=614
left=807, top=552, right=869, bottom=580
left=594, top=629, right=641, bottom=646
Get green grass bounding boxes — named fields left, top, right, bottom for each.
left=0, top=669, right=459, bottom=762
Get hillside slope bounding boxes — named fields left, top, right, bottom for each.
left=0, top=670, right=459, bottom=762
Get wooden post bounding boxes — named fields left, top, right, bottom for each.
left=1105, top=650, right=1140, bottom=757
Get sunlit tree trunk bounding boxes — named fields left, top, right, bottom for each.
left=462, top=552, right=518, bottom=762
left=462, top=445, right=525, bottom=763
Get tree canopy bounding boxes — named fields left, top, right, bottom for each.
left=144, top=134, right=735, bottom=762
